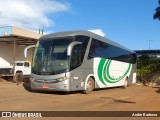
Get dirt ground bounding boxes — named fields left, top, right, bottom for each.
left=0, top=78, right=160, bottom=120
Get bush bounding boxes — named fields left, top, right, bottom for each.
left=137, top=55, right=160, bottom=86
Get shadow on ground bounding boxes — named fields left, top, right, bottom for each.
left=0, top=77, right=13, bottom=82
left=152, top=86, right=160, bottom=93
left=155, top=88, right=160, bottom=93
left=100, top=97, right=136, bottom=104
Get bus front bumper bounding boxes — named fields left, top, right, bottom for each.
left=30, top=79, right=70, bottom=92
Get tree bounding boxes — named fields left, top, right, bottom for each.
left=154, top=0, right=160, bottom=20
left=137, top=55, right=160, bottom=86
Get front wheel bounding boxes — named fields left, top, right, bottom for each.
left=83, top=78, right=94, bottom=94
left=14, top=72, right=23, bottom=84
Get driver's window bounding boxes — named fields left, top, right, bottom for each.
left=24, top=62, right=30, bottom=67
left=70, top=44, right=83, bottom=70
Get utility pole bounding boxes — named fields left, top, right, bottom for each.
left=13, top=39, right=16, bottom=82
left=38, top=25, right=44, bottom=35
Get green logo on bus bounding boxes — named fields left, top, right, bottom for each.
left=98, top=58, right=131, bottom=85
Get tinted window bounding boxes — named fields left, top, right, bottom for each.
left=88, top=39, right=136, bottom=64
left=88, top=39, right=109, bottom=58
left=16, top=63, right=23, bottom=66
left=70, top=36, right=89, bottom=70
left=75, top=35, right=89, bottom=61
left=32, top=37, right=73, bottom=75
left=70, top=45, right=83, bottom=70
left=75, top=35, right=89, bottom=51
left=24, top=62, right=30, bottom=67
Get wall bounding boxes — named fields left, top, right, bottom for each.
left=0, top=26, right=41, bottom=39
left=12, top=26, right=41, bottom=39
left=0, top=43, right=34, bottom=67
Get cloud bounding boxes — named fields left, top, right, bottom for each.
left=88, top=29, right=105, bottom=37
left=0, top=0, right=70, bottom=30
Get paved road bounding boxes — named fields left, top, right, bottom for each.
left=0, top=82, right=160, bottom=119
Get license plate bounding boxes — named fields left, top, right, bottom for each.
left=42, top=85, right=49, bottom=89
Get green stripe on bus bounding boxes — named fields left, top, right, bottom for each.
left=98, top=58, right=107, bottom=86
left=98, top=58, right=131, bottom=85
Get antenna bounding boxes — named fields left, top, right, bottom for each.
left=38, top=26, right=44, bottom=35
left=42, top=25, right=44, bottom=35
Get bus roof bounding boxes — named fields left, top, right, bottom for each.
left=40, top=30, right=135, bottom=53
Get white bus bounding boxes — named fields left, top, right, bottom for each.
left=30, top=31, right=136, bottom=93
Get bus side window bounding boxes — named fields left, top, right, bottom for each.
left=70, top=45, right=83, bottom=70
left=88, top=39, right=109, bottom=59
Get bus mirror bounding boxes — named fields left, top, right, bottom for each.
left=67, top=42, right=82, bottom=56
left=88, top=54, right=94, bottom=59
left=24, top=45, right=36, bottom=58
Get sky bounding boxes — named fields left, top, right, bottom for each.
left=0, top=0, right=160, bottom=50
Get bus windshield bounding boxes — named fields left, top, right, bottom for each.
left=32, top=37, right=73, bottom=75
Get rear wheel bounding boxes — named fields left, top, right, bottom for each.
left=83, top=78, right=94, bottom=94
left=14, top=72, right=23, bottom=84
left=123, top=77, right=128, bottom=89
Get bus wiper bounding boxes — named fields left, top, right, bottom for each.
left=37, top=55, right=49, bottom=72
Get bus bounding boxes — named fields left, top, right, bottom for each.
left=30, top=31, right=137, bottom=94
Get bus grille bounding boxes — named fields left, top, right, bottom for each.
left=34, top=79, right=58, bottom=83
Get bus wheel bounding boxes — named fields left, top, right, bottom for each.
left=14, top=72, right=23, bottom=84
left=123, top=77, right=128, bottom=89
left=83, top=78, right=94, bottom=94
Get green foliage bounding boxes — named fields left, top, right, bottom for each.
left=137, top=55, right=160, bottom=85
left=154, top=0, right=160, bottom=20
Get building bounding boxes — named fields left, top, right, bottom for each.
left=135, top=50, right=160, bottom=58
left=0, top=26, right=41, bottom=77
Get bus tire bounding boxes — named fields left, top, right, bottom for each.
left=83, top=78, right=94, bottom=94
left=14, top=72, right=23, bottom=84
left=123, top=77, right=128, bottom=89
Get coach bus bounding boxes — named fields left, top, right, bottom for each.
left=30, top=31, right=136, bottom=93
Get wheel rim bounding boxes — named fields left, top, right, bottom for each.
left=86, top=80, right=93, bottom=92
left=17, top=73, right=23, bottom=83
left=124, top=80, right=128, bottom=87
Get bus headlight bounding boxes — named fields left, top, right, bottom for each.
left=57, top=76, right=69, bottom=82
